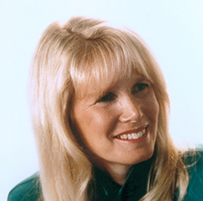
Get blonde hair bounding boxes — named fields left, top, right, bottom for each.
left=29, top=16, right=189, bottom=201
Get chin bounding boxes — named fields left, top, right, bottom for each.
left=130, top=146, right=155, bottom=165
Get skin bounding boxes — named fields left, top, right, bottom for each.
left=71, top=73, right=159, bottom=185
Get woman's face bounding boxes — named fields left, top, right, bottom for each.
left=71, top=72, right=159, bottom=170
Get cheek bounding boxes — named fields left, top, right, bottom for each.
left=144, top=92, right=159, bottom=122
left=71, top=109, right=117, bottom=156
left=87, top=110, right=117, bottom=136
left=151, top=98, right=159, bottom=118
left=71, top=106, right=116, bottom=140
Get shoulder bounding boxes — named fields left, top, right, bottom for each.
left=183, top=145, right=203, bottom=201
left=8, top=172, right=41, bottom=201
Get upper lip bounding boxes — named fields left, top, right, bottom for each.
left=114, top=125, right=148, bottom=138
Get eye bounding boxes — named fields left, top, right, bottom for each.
left=97, top=92, right=116, bottom=103
left=132, top=83, right=149, bottom=94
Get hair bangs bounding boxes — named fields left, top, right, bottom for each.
left=70, top=32, right=152, bottom=98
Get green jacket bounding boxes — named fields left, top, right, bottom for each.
left=8, top=150, right=203, bottom=201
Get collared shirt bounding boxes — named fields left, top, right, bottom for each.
left=92, top=158, right=152, bottom=201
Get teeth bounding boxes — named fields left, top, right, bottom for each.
left=127, top=134, right=132, bottom=139
left=132, top=133, right=138, bottom=139
left=137, top=131, right=142, bottom=137
left=116, top=128, right=146, bottom=140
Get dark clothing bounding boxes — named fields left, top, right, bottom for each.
left=92, top=158, right=152, bottom=201
left=8, top=173, right=41, bottom=201
left=8, top=150, right=203, bottom=201
left=182, top=148, right=203, bottom=201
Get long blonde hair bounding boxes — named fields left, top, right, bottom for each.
left=29, top=16, right=189, bottom=201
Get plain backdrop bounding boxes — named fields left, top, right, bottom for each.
left=1, top=1, right=203, bottom=200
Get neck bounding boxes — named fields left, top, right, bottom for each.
left=98, top=163, right=132, bottom=185
left=90, top=154, right=133, bottom=185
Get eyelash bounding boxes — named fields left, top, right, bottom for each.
left=97, top=92, right=115, bottom=103
left=132, top=83, right=149, bottom=94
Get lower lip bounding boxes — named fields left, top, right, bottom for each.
left=115, top=126, right=149, bottom=143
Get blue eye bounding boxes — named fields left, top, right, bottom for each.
left=98, top=92, right=115, bottom=102
left=132, top=83, right=148, bottom=94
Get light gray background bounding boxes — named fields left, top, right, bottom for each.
left=1, top=1, right=203, bottom=200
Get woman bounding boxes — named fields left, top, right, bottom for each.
left=8, top=16, right=203, bottom=201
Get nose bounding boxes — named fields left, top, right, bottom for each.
left=118, top=96, right=142, bottom=123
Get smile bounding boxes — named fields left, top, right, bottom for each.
left=115, top=127, right=146, bottom=140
